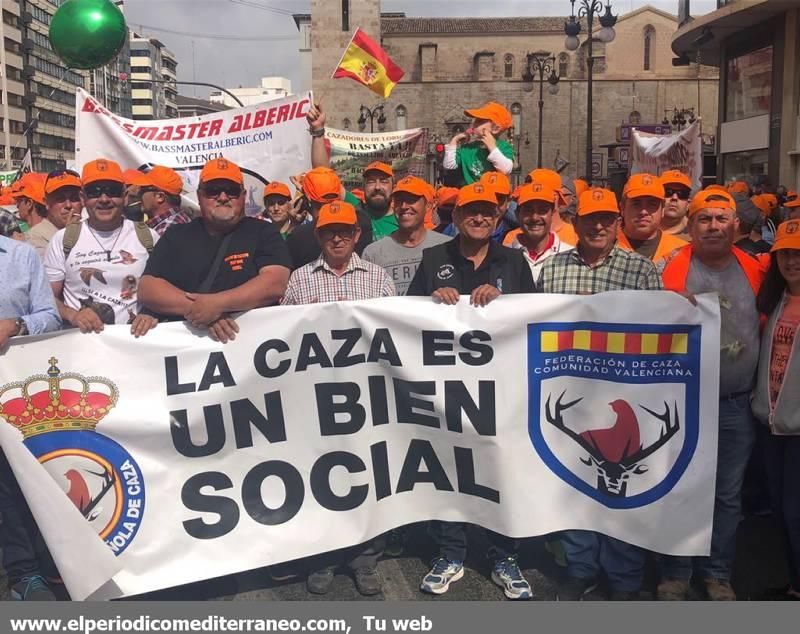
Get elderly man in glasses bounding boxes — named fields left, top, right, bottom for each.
left=44, top=159, right=160, bottom=337
left=138, top=157, right=291, bottom=343
left=25, top=170, right=83, bottom=258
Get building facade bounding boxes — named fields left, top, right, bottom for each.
left=176, top=94, right=231, bottom=117
left=301, top=1, right=719, bottom=184
left=673, top=0, right=799, bottom=189
left=209, top=76, right=293, bottom=108
left=0, top=0, right=29, bottom=170
left=129, top=33, right=178, bottom=121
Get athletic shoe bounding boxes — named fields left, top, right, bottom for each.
left=420, top=558, right=464, bottom=595
left=704, top=578, right=736, bottom=601
left=384, top=529, right=405, bottom=558
left=491, top=557, right=532, bottom=600
left=307, top=567, right=335, bottom=595
left=353, top=567, right=382, bottom=596
left=657, top=578, right=690, bottom=601
left=11, top=576, right=56, bottom=601
left=555, top=576, right=598, bottom=601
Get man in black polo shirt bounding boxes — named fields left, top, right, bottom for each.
left=139, top=157, right=291, bottom=343
left=407, top=182, right=535, bottom=600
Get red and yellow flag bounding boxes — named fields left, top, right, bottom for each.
left=332, top=28, right=405, bottom=98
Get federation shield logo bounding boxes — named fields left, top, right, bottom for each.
left=527, top=322, right=700, bottom=509
left=0, top=358, right=145, bottom=554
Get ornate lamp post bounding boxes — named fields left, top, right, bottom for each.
left=663, top=106, right=696, bottom=131
left=522, top=53, right=560, bottom=169
left=358, top=105, right=386, bottom=133
left=564, top=0, right=617, bottom=182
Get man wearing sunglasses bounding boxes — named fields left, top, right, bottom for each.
left=44, top=159, right=160, bottom=337
left=617, top=173, right=688, bottom=269
left=131, top=166, right=192, bottom=236
left=660, top=170, right=693, bottom=242
left=138, top=157, right=291, bottom=343
left=25, top=171, right=83, bottom=258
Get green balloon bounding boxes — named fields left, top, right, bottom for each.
left=49, top=0, right=127, bottom=70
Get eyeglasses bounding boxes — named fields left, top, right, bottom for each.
left=201, top=183, right=243, bottom=199
left=318, top=226, right=356, bottom=240
left=665, top=187, right=691, bottom=201
left=46, top=168, right=80, bottom=180
left=84, top=183, right=125, bottom=199
left=49, top=190, right=82, bottom=203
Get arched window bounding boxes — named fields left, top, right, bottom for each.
left=644, top=26, right=655, bottom=71
left=343, top=118, right=351, bottom=130
left=510, top=103, right=522, bottom=136
left=504, top=54, right=514, bottom=79
left=558, top=53, right=569, bottom=78
left=395, top=105, right=407, bottom=130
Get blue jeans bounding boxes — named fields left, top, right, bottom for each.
left=662, top=393, right=756, bottom=581
left=763, top=433, right=800, bottom=589
left=429, top=521, right=517, bottom=563
left=0, top=450, right=41, bottom=583
left=560, top=530, right=645, bottom=592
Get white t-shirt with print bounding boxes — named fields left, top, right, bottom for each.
left=44, top=219, right=159, bottom=325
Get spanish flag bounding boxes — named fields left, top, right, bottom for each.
left=332, top=28, right=405, bottom=98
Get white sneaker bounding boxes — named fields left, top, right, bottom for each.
left=491, top=557, right=532, bottom=600
left=420, top=558, right=464, bottom=595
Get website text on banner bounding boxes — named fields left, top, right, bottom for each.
left=75, top=89, right=313, bottom=216
left=0, top=293, right=720, bottom=600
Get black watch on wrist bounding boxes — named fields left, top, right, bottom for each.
left=15, top=318, right=28, bottom=337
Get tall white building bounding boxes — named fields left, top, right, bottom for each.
left=129, top=33, right=178, bottom=120
left=209, top=77, right=292, bottom=108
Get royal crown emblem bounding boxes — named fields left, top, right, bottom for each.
left=0, top=358, right=118, bottom=438
left=359, top=61, right=379, bottom=84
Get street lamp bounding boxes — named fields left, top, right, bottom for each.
left=564, top=0, right=617, bottom=182
left=522, top=53, right=560, bottom=169
left=662, top=106, right=696, bottom=131
left=358, top=105, right=386, bottom=133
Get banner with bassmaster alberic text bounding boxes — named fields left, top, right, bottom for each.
left=0, top=293, right=720, bottom=600
left=325, top=127, right=428, bottom=190
left=75, top=89, right=312, bottom=216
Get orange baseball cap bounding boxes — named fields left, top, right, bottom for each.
left=480, top=171, right=511, bottom=196
left=12, top=172, right=46, bottom=198
left=510, top=185, right=522, bottom=201
left=122, top=169, right=142, bottom=186
left=705, top=184, right=728, bottom=192
left=574, top=179, right=590, bottom=197
left=13, top=179, right=45, bottom=205
left=363, top=161, right=393, bottom=178
left=577, top=188, right=620, bottom=216
left=528, top=169, right=565, bottom=205
left=761, top=193, right=778, bottom=212
left=200, top=157, right=243, bottom=186
left=517, top=182, right=557, bottom=207
left=393, top=176, right=433, bottom=202
left=750, top=194, right=771, bottom=217
left=623, top=173, right=665, bottom=200
left=263, top=181, right=291, bottom=199
left=464, top=102, right=513, bottom=131
left=82, top=159, right=125, bottom=186
left=132, top=165, right=183, bottom=196
left=316, top=200, right=357, bottom=229
left=771, top=219, right=800, bottom=251
left=44, top=171, right=82, bottom=195
left=351, top=188, right=366, bottom=203
left=302, top=167, right=342, bottom=203
left=785, top=194, right=800, bottom=209
left=688, top=189, right=736, bottom=216
left=456, top=183, right=497, bottom=207
left=436, top=186, right=459, bottom=207
left=727, top=181, right=749, bottom=195
left=661, top=170, right=692, bottom=190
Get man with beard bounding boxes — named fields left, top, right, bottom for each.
left=359, top=161, right=397, bottom=241
left=660, top=170, right=692, bottom=241
left=138, top=157, right=290, bottom=343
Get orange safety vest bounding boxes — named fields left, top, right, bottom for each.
left=616, top=230, right=688, bottom=265
left=661, top=244, right=768, bottom=295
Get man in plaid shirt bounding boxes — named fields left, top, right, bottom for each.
left=281, top=200, right=395, bottom=305
left=538, top=187, right=660, bottom=601
left=133, top=166, right=192, bottom=236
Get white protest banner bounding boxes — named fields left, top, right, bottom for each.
left=75, top=89, right=312, bottom=216
left=630, top=120, right=703, bottom=191
left=0, top=293, right=720, bottom=600
left=325, top=127, right=428, bottom=190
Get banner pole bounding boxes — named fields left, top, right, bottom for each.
left=331, top=28, right=359, bottom=79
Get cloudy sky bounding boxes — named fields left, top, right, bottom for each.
left=122, top=0, right=717, bottom=98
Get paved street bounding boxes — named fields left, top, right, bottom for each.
left=0, top=516, right=790, bottom=601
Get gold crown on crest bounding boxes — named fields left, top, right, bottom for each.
left=0, top=358, right=118, bottom=439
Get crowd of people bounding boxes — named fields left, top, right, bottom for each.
left=1, top=100, right=799, bottom=602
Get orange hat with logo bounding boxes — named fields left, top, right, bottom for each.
left=132, top=165, right=184, bottom=196
left=122, top=169, right=142, bottom=186
left=82, top=159, right=125, bottom=186
left=393, top=176, right=434, bottom=202
left=660, top=170, right=692, bottom=190
left=705, top=184, right=728, bottom=192
left=263, top=181, right=291, bottom=199
left=363, top=161, right=393, bottom=178
left=577, top=188, right=620, bottom=216
left=199, top=157, right=243, bottom=186
left=574, top=179, right=590, bottom=197
left=316, top=200, right=357, bottom=229
left=772, top=219, right=800, bottom=251
left=785, top=192, right=800, bottom=208
left=436, top=186, right=459, bottom=207
left=528, top=169, right=565, bottom=205
left=302, top=167, right=342, bottom=203
left=751, top=193, right=776, bottom=217
left=456, top=183, right=497, bottom=208
left=727, top=181, right=749, bottom=195
left=688, top=189, right=736, bottom=216
left=464, top=102, right=513, bottom=131
left=44, top=171, right=82, bottom=195
left=13, top=178, right=45, bottom=206
left=11, top=172, right=46, bottom=197
left=623, top=173, right=666, bottom=199
left=480, top=171, right=511, bottom=196
left=517, top=182, right=557, bottom=207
